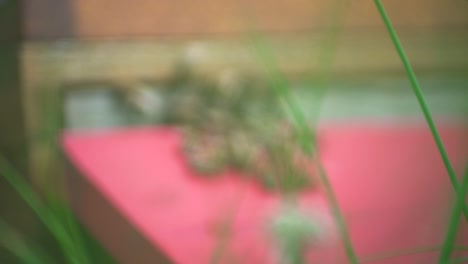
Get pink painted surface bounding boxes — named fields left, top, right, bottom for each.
left=62, top=124, right=467, bottom=263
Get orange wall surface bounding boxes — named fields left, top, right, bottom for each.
left=24, top=0, right=468, bottom=39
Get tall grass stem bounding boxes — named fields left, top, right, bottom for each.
left=373, top=0, right=468, bottom=221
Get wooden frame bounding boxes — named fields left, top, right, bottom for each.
left=21, top=27, right=468, bottom=184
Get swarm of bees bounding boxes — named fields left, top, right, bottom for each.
left=127, top=44, right=317, bottom=193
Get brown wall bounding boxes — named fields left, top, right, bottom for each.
left=23, top=0, right=75, bottom=39
left=23, top=0, right=468, bottom=39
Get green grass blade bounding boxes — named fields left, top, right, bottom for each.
left=36, top=89, right=92, bottom=263
left=0, top=219, right=51, bottom=264
left=373, top=0, right=468, bottom=221
left=0, top=155, right=88, bottom=264
left=248, top=31, right=314, bottom=155
left=439, top=165, right=468, bottom=263
left=46, top=194, right=92, bottom=264
left=360, top=245, right=468, bottom=263
left=209, top=195, right=243, bottom=264
left=316, top=161, right=360, bottom=264
left=451, top=257, right=468, bottom=264
left=247, top=23, right=360, bottom=264
left=306, top=0, right=349, bottom=126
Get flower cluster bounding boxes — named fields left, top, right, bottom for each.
left=162, top=48, right=316, bottom=193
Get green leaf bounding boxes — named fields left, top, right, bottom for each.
left=0, top=155, right=89, bottom=264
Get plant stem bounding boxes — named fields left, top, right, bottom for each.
left=0, top=155, right=89, bottom=264
left=373, top=0, right=468, bottom=221
left=209, top=191, right=244, bottom=264
left=360, top=244, right=468, bottom=263
left=247, top=7, right=359, bottom=263
left=316, top=160, right=360, bottom=264
left=0, top=219, right=50, bottom=264
left=307, top=0, right=349, bottom=126
left=247, top=31, right=313, bottom=155
left=450, top=257, right=468, bottom=264
left=439, top=165, right=468, bottom=263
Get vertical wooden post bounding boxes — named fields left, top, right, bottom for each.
left=0, top=0, right=27, bottom=174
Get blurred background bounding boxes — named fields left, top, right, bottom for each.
left=0, top=0, right=467, bottom=263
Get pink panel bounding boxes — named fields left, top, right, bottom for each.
left=62, top=125, right=467, bottom=263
